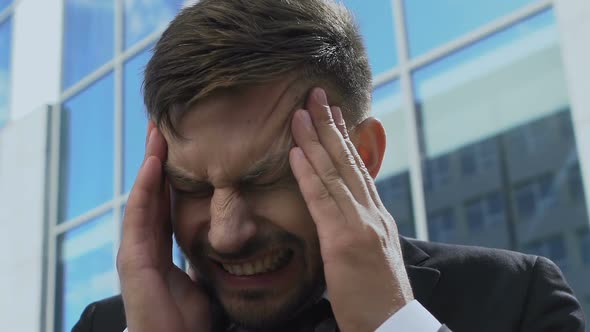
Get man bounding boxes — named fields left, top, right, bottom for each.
left=73, top=0, right=586, bottom=331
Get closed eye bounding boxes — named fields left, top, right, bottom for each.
left=171, top=185, right=214, bottom=198
left=240, top=172, right=296, bottom=192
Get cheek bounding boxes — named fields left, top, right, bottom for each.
left=250, top=190, right=319, bottom=248
left=251, top=190, right=323, bottom=274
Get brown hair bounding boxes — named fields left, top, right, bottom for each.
left=143, top=0, right=372, bottom=137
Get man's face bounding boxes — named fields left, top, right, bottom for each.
left=164, top=78, right=325, bottom=328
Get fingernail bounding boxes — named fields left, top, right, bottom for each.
left=314, top=88, right=328, bottom=106
left=300, top=110, right=313, bottom=131
left=148, top=128, right=156, bottom=147
left=292, top=146, right=305, bottom=161
left=332, top=107, right=344, bottom=126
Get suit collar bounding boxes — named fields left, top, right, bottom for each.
left=400, top=237, right=441, bottom=306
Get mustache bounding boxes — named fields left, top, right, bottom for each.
left=191, top=231, right=301, bottom=261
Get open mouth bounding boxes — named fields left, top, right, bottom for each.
left=214, top=249, right=294, bottom=276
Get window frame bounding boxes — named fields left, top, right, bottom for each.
left=44, top=1, right=590, bottom=332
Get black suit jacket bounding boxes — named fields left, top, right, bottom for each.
left=72, top=237, right=586, bottom=332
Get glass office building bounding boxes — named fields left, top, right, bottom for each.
left=0, top=0, right=589, bottom=331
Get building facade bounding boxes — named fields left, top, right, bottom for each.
left=0, top=0, right=589, bottom=331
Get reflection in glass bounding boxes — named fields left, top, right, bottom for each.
left=0, top=17, right=11, bottom=126
left=60, top=73, right=114, bottom=221
left=123, top=48, right=151, bottom=193
left=124, top=0, right=183, bottom=49
left=525, top=235, right=568, bottom=271
left=341, top=0, right=398, bottom=75
left=0, top=0, right=11, bottom=13
left=581, top=230, right=590, bottom=266
left=465, top=191, right=506, bottom=233
left=55, top=212, right=117, bottom=332
left=173, top=236, right=185, bottom=270
left=63, top=0, right=114, bottom=89
left=428, top=208, right=456, bottom=243
left=414, top=9, right=589, bottom=308
left=372, top=80, right=414, bottom=237
left=403, top=0, right=535, bottom=57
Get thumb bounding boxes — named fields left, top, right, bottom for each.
left=168, top=267, right=211, bottom=331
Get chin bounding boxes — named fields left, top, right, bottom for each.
left=219, top=280, right=323, bottom=330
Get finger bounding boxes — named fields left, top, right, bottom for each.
left=301, top=87, right=371, bottom=205
left=289, top=146, right=346, bottom=231
left=123, top=156, right=172, bottom=249
left=122, top=130, right=171, bottom=257
left=145, top=120, right=156, bottom=149
left=168, top=266, right=211, bottom=330
left=332, top=106, right=384, bottom=208
left=146, top=127, right=168, bottom=164
left=291, top=110, right=358, bottom=210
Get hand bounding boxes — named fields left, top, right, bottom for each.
left=289, top=88, right=414, bottom=332
left=116, top=122, right=211, bottom=332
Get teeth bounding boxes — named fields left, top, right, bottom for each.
left=221, top=250, right=291, bottom=276
left=264, top=256, right=271, bottom=267
left=255, top=260, right=263, bottom=271
left=244, top=263, right=254, bottom=275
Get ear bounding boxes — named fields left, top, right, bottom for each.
left=350, top=117, right=386, bottom=179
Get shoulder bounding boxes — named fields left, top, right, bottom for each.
left=406, top=238, right=538, bottom=274
left=405, top=238, right=563, bottom=301
left=404, top=238, right=585, bottom=332
left=72, top=295, right=126, bottom=332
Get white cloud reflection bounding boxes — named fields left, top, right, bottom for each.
left=125, top=0, right=179, bottom=46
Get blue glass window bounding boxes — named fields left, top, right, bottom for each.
left=55, top=212, right=117, bottom=332
left=414, top=10, right=587, bottom=240
left=373, top=81, right=408, bottom=179
left=60, top=73, right=114, bottom=221
left=0, top=0, right=11, bottom=12
left=404, top=0, right=536, bottom=57
left=173, top=237, right=185, bottom=270
left=123, top=48, right=151, bottom=193
left=124, top=0, right=184, bottom=49
left=460, top=146, right=477, bottom=176
left=515, top=182, right=536, bottom=221
left=372, top=80, right=415, bottom=238
left=487, top=192, right=504, bottom=217
left=466, top=192, right=506, bottom=233
left=63, top=0, right=114, bottom=89
left=569, top=163, right=584, bottom=201
left=538, top=174, right=557, bottom=207
left=428, top=208, right=456, bottom=243
left=515, top=175, right=559, bottom=222
left=525, top=236, right=568, bottom=271
left=415, top=13, right=590, bottom=317
left=466, top=199, right=484, bottom=232
left=341, top=0, right=398, bottom=75
left=580, top=230, right=590, bottom=266
left=423, top=155, right=451, bottom=193
left=0, top=17, right=11, bottom=127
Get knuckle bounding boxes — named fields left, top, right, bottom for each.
left=320, top=164, right=341, bottom=185
left=301, top=173, right=331, bottom=203
left=311, top=182, right=332, bottom=203
left=336, top=148, right=354, bottom=167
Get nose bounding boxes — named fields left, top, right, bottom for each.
left=208, top=187, right=257, bottom=254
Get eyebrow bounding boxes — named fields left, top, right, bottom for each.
left=164, top=163, right=213, bottom=193
left=164, top=146, right=294, bottom=190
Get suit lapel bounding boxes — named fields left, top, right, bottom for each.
left=400, top=237, right=441, bottom=306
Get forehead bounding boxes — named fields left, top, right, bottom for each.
left=164, top=78, right=308, bottom=183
